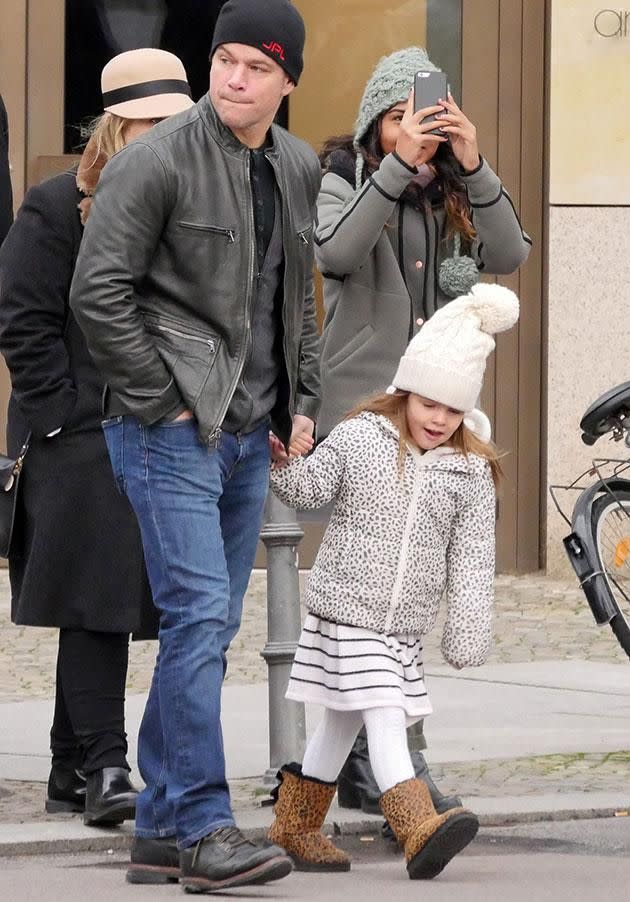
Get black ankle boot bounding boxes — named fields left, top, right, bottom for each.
left=46, top=763, right=87, bottom=814
left=337, top=732, right=381, bottom=814
left=409, top=751, right=462, bottom=814
left=338, top=735, right=463, bottom=818
left=83, top=766, right=138, bottom=826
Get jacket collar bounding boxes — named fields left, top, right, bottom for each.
left=198, top=93, right=280, bottom=160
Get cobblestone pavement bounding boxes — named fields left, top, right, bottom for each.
left=1, top=750, right=629, bottom=824
left=0, top=568, right=626, bottom=704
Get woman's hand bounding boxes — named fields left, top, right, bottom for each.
left=395, top=93, right=447, bottom=169
left=435, top=93, right=481, bottom=172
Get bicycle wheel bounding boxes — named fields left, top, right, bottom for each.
left=591, top=489, right=630, bottom=658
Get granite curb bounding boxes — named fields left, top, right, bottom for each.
left=1, top=794, right=629, bottom=858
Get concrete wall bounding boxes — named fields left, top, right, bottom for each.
left=546, top=206, right=630, bottom=576
left=545, top=2, right=630, bottom=576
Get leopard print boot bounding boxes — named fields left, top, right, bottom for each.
left=267, top=764, right=351, bottom=872
left=379, top=777, right=479, bottom=879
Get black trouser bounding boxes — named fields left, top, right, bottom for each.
left=50, top=629, right=130, bottom=774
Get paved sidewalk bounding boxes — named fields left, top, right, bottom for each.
left=1, top=569, right=627, bottom=704
left=0, top=569, right=628, bottom=855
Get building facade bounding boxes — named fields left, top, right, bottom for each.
left=0, top=0, right=555, bottom=573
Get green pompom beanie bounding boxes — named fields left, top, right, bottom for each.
left=353, top=46, right=439, bottom=188
left=354, top=46, right=439, bottom=148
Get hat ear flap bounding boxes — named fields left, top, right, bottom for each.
left=463, top=409, right=492, bottom=443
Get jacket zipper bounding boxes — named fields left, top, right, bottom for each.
left=155, top=324, right=216, bottom=352
left=265, top=152, right=297, bottom=419
left=384, top=472, right=423, bottom=633
left=177, top=222, right=235, bottom=243
left=206, top=154, right=256, bottom=446
left=397, top=205, right=414, bottom=341
left=431, top=212, right=440, bottom=317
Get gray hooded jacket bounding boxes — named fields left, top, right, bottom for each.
left=315, top=151, right=531, bottom=435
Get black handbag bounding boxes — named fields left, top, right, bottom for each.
left=0, top=435, right=30, bottom=557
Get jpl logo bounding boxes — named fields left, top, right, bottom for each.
left=262, top=41, right=286, bottom=60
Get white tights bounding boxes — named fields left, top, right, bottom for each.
left=301, top=707, right=415, bottom=794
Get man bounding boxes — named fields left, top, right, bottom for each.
left=70, top=0, right=320, bottom=892
left=0, top=93, right=13, bottom=245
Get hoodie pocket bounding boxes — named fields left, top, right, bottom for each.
left=325, top=323, right=374, bottom=372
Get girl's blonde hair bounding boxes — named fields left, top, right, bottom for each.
left=345, top=390, right=503, bottom=487
left=82, top=112, right=127, bottom=164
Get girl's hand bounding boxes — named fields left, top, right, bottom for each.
left=435, top=93, right=480, bottom=172
left=288, top=414, right=315, bottom=458
left=269, top=416, right=315, bottom=470
left=395, top=92, right=447, bottom=169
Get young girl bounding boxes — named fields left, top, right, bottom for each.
left=315, top=45, right=530, bottom=814
left=267, top=282, right=519, bottom=880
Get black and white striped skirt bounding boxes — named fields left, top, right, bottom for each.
left=286, top=614, right=433, bottom=718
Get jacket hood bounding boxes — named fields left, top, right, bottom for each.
left=358, top=410, right=482, bottom=475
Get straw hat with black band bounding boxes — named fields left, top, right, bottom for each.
left=101, top=47, right=194, bottom=120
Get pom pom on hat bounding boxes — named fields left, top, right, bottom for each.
left=389, top=283, right=519, bottom=413
left=438, top=254, right=479, bottom=298
left=462, top=282, right=520, bottom=333
left=438, top=232, right=480, bottom=298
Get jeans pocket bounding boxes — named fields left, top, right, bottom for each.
left=102, top=417, right=125, bottom=494
left=155, top=415, right=196, bottom=429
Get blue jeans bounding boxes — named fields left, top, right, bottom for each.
left=102, top=416, right=270, bottom=848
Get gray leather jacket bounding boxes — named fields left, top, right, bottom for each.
left=69, top=95, right=321, bottom=445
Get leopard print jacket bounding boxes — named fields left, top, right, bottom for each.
left=270, top=412, right=496, bottom=669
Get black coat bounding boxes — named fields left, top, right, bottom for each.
left=0, top=170, right=157, bottom=637
left=0, top=94, right=13, bottom=245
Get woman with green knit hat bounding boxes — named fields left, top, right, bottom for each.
left=316, top=46, right=530, bottom=435
left=314, top=45, right=531, bottom=821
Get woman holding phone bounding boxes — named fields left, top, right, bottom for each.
left=314, top=45, right=531, bottom=817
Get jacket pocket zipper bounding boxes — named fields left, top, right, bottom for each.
left=155, top=324, right=216, bottom=352
left=297, top=227, right=311, bottom=245
left=177, top=221, right=235, bottom=243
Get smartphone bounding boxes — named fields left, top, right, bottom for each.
left=413, top=70, right=449, bottom=135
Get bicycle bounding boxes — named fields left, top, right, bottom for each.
left=549, top=380, right=630, bottom=659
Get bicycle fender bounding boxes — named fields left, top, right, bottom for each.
left=565, top=477, right=630, bottom=624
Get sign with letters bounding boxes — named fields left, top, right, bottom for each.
left=550, top=3, right=630, bottom=204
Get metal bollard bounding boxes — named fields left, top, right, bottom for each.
left=259, top=489, right=306, bottom=785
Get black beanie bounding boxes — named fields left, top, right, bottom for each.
left=211, top=0, right=305, bottom=84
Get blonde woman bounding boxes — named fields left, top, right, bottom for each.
left=0, top=49, right=193, bottom=827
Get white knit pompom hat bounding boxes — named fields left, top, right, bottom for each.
left=387, top=283, right=519, bottom=428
